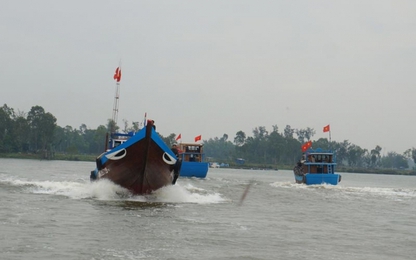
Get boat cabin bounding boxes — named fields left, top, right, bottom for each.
left=107, top=132, right=135, bottom=150
left=302, top=148, right=336, bottom=174
left=177, top=143, right=205, bottom=163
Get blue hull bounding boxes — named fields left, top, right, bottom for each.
left=180, top=161, right=209, bottom=178
left=305, top=174, right=341, bottom=185
left=294, top=174, right=305, bottom=183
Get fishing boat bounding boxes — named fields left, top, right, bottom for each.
left=90, top=120, right=178, bottom=194
left=89, top=66, right=177, bottom=194
left=176, top=142, right=209, bottom=178
left=293, top=148, right=341, bottom=185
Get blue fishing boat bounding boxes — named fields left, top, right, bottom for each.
left=176, top=142, right=209, bottom=178
left=90, top=66, right=179, bottom=194
left=293, top=148, right=341, bottom=185
left=90, top=120, right=178, bottom=194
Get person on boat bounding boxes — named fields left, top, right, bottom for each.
left=293, top=161, right=304, bottom=176
left=176, top=143, right=183, bottom=154
left=171, top=143, right=181, bottom=155
left=171, top=143, right=182, bottom=184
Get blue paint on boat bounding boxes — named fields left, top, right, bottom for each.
left=294, top=148, right=341, bottom=185
left=180, top=161, right=209, bottom=178
left=305, top=173, right=340, bottom=185
left=176, top=143, right=209, bottom=178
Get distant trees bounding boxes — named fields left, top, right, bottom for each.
left=381, top=152, right=408, bottom=169
left=203, top=126, right=414, bottom=170
left=370, top=145, right=382, bottom=167
left=0, top=104, right=56, bottom=157
left=204, top=134, right=235, bottom=162
left=27, top=106, right=57, bottom=156
left=0, top=104, right=16, bottom=152
left=0, top=103, right=414, bottom=170
left=160, top=133, right=177, bottom=148
left=0, top=104, right=106, bottom=158
left=404, top=148, right=416, bottom=166
left=295, top=127, right=316, bottom=143
left=234, top=131, right=246, bottom=147
left=205, top=126, right=302, bottom=165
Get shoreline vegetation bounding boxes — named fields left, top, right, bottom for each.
left=2, top=153, right=415, bottom=176
left=2, top=104, right=415, bottom=173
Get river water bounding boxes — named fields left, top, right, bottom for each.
left=1, top=158, right=415, bottom=260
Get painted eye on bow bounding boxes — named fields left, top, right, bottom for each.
left=106, top=148, right=127, bottom=160
left=163, top=152, right=177, bottom=165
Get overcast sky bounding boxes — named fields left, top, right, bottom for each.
left=2, top=0, right=415, bottom=154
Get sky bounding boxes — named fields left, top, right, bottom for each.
left=1, top=0, right=416, bottom=154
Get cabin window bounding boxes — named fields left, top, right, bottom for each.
left=184, top=146, right=201, bottom=152
left=113, top=140, right=125, bottom=147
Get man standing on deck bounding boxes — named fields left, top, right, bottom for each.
left=171, top=144, right=182, bottom=184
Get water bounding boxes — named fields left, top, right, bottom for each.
left=1, top=158, right=415, bottom=260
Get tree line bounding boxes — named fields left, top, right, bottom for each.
left=202, top=127, right=416, bottom=170
left=1, top=104, right=415, bottom=170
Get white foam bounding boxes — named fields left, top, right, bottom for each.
left=270, top=181, right=416, bottom=199
left=342, top=186, right=416, bottom=198
left=1, top=175, right=226, bottom=204
left=149, top=184, right=227, bottom=204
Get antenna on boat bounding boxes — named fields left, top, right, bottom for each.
left=111, top=61, right=122, bottom=133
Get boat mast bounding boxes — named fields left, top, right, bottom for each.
left=111, top=64, right=122, bottom=133
left=111, top=81, right=120, bottom=132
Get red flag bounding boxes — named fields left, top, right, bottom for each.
left=113, top=67, right=121, bottom=82
left=175, top=134, right=181, bottom=141
left=323, top=124, right=330, bottom=132
left=113, top=67, right=119, bottom=80
left=301, top=140, right=312, bottom=152
left=194, top=135, right=201, bottom=142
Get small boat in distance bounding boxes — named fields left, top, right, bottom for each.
left=176, top=142, right=209, bottom=178
left=90, top=120, right=178, bottom=194
left=209, top=162, right=220, bottom=168
left=293, top=148, right=341, bottom=185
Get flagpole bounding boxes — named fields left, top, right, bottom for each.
left=329, top=130, right=331, bottom=143
left=112, top=82, right=120, bottom=129
left=328, top=128, right=332, bottom=151
left=323, top=124, right=331, bottom=150
left=111, top=79, right=120, bottom=133
left=111, top=61, right=122, bottom=133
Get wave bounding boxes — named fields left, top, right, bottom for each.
left=0, top=174, right=226, bottom=204
left=270, top=181, right=416, bottom=199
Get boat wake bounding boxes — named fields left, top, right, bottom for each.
left=270, top=181, right=416, bottom=200
left=148, top=183, right=227, bottom=204
left=0, top=174, right=226, bottom=204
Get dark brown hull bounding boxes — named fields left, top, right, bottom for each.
left=95, top=122, right=176, bottom=194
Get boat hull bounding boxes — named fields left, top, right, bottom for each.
left=294, top=173, right=341, bottom=185
left=294, top=174, right=306, bottom=184
left=305, top=173, right=341, bottom=185
left=92, top=122, right=177, bottom=194
left=179, top=161, right=209, bottom=178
